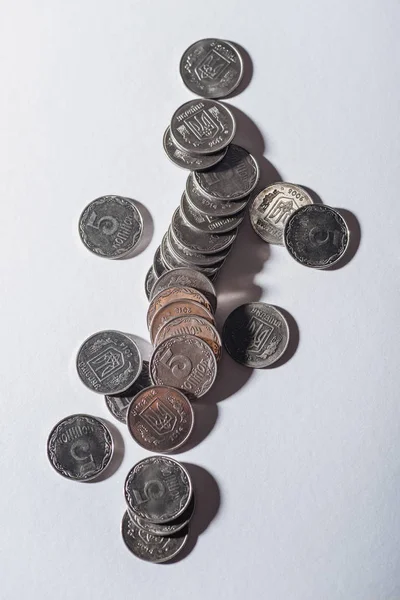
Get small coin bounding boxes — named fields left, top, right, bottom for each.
left=163, top=127, right=227, bottom=171
left=186, top=172, right=250, bottom=217
left=104, top=361, right=152, bottom=424
left=153, top=246, right=168, bottom=278
left=169, top=222, right=229, bottom=266
left=170, top=99, right=235, bottom=155
left=284, top=205, right=349, bottom=269
left=76, top=330, right=142, bottom=395
left=150, top=299, right=215, bottom=344
left=47, top=414, right=113, bottom=481
left=223, top=303, right=290, bottom=368
left=121, top=512, right=188, bottom=563
left=194, top=144, right=259, bottom=201
left=163, top=232, right=220, bottom=278
left=181, top=190, right=244, bottom=234
left=128, top=493, right=195, bottom=537
left=155, top=315, right=222, bottom=361
left=145, top=267, right=157, bottom=301
left=150, top=268, right=217, bottom=311
left=180, top=38, right=243, bottom=99
left=127, top=386, right=194, bottom=453
left=171, top=207, right=237, bottom=255
left=124, top=455, right=192, bottom=523
left=150, top=334, right=217, bottom=398
left=250, top=183, right=314, bottom=245
left=147, top=286, right=213, bottom=329
left=79, top=195, right=143, bottom=259
left=160, top=231, right=182, bottom=270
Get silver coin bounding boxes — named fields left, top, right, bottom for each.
left=128, top=493, right=195, bottom=537
left=104, top=361, right=152, bottom=424
left=194, top=144, right=259, bottom=201
left=150, top=334, right=217, bottom=398
left=222, top=303, right=290, bottom=368
left=121, top=512, right=188, bottom=563
left=181, top=189, right=244, bottom=234
left=163, top=127, right=227, bottom=171
left=150, top=267, right=217, bottom=310
left=284, top=204, right=349, bottom=268
left=169, top=222, right=228, bottom=266
left=47, top=414, right=113, bottom=481
left=124, top=456, right=192, bottom=523
left=186, top=172, right=249, bottom=217
left=145, top=267, right=157, bottom=300
left=153, top=246, right=167, bottom=278
left=171, top=207, right=237, bottom=254
left=163, top=232, right=220, bottom=278
left=250, top=183, right=314, bottom=245
left=170, top=99, right=235, bottom=155
left=76, top=330, right=142, bottom=395
left=180, top=38, right=243, bottom=99
left=79, top=195, right=143, bottom=259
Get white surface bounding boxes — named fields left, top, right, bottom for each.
left=0, top=1, right=399, bottom=598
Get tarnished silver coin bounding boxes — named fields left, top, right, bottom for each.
left=284, top=204, right=349, bottom=269
left=150, top=334, right=217, bottom=398
left=124, top=455, right=192, bottom=523
left=47, top=414, right=113, bottom=481
left=163, top=127, right=227, bottom=171
left=153, top=246, right=167, bottom=278
left=194, top=144, right=259, bottom=201
left=222, top=303, right=290, bottom=368
left=170, top=99, right=235, bottom=155
left=79, top=195, right=143, bottom=259
left=171, top=208, right=237, bottom=255
left=127, top=386, right=194, bottom=453
left=181, top=190, right=244, bottom=234
left=150, top=267, right=217, bottom=311
left=186, top=172, right=250, bottom=217
left=180, top=38, right=243, bottom=99
left=169, top=222, right=228, bottom=266
left=76, top=330, right=142, bottom=395
left=250, top=183, right=314, bottom=245
left=121, top=512, right=188, bottom=563
left=145, top=267, right=157, bottom=300
left=155, top=315, right=222, bottom=361
left=104, top=361, right=152, bottom=424
left=128, top=493, right=195, bottom=537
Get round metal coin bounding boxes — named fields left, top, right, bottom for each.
left=186, top=172, right=250, bottom=217
left=47, top=414, right=113, bottom=481
left=171, top=208, right=237, bottom=254
left=222, top=303, right=290, bottom=368
left=128, top=493, right=195, bottom=537
left=150, top=300, right=214, bottom=344
left=170, top=99, right=235, bottom=155
left=155, top=315, right=222, bottom=361
left=163, top=127, right=227, bottom=171
left=169, top=223, right=229, bottom=266
left=150, top=267, right=217, bottom=311
left=104, top=360, right=152, bottom=424
left=147, top=286, right=213, bottom=329
left=153, top=246, right=167, bottom=278
left=145, top=267, right=157, bottom=300
left=76, top=330, right=142, bottom=395
left=181, top=189, right=244, bottom=233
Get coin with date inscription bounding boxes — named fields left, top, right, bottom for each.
left=155, top=315, right=222, bottom=361
left=147, top=286, right=213, bottom=329
left=149, top=299, right=214, bottom=344
left=150, top=268, right=217, bottom=311
left=163, top=127, right=227, bottom=171
left=181, top=190, right=244, bottom=234
left=186, top=172, right=250, bottom=217
left=171, top=208, right=237, bottom=255
left=104, top=361, right=152, bottom=424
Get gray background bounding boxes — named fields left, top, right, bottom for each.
left=1, top=1, right=399, bottom=598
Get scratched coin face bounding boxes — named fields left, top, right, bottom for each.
left=163, top=127, right=227, bottom=171
left=127, top=386, right=194, bottom=453
left=181, top=189, right=244, bottom=234
left=180, top=38, right=243, bottom=98
left=145, top=267, right=157, bottom=300
left=150, top=267, right=217, bottom=311
left=128, top=493, right=195, bottom=537
left=250, top=183, right=313, bottom=245
left=79, top=196, right=143, bottom=259
left=104, top=361, right=152, bottom=424
left=76, top=330, right=142, bottom=395
left=155, top=315, right=222, bottom=361
left=222, top=303, right=290, bottom=368
left=171, top=208, right=237, bottom=255
left=186, top=173, right=250, bottom=217
left=124, top=455, right=192, bottom=523
left=169, top=223, right=229, bottom=267
left=284, top=204, right=349, bottom=268
left=121, top=512, right=188, bottom=562
left=47, top=414, right=113, bottom=481
left=170, top=99, right=235, bottom=155
left=150, top=300, right=215, bottom=344
left=150, top=334, right=217, bottom=398
left=147, top=286, right=213, bottom=329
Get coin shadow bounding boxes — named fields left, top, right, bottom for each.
left=264, top=306, right=299, bottom=369
left=171, top=401, right=219, bottom=454
left=88, top=418, right=124, bottom=482
left=119, top=200, right=154, bottom=260
left=298, top=185, right=324, bottom=205
left=225, top=43, right=253, bottom=99
left=327, top=208, right=361, bottom=270
left=165, top=464, right=221, bottom=564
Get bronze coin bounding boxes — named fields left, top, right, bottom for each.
left=146, top=286, right=213, bottom=330
left=155, top=315, right=222, bottom=361
left=150, top=299, right=215, bottom=344
left=126, top=386, right=194, bottom=453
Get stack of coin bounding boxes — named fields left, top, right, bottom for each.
left=122, top=456, right=194, bottom=563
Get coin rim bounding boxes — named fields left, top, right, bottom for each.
left=149, top=299, right=215, bottom=344
left=147, top=285, right=213, bottom=329
left=149, top=267, right=217, bottom=309
left=155, top=314, right=222, bottom=361
left=180, top=190, right=244, bottom=234
left=163, top=126, right=227, bottom=171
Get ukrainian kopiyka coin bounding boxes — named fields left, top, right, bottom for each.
left=76, top=330, right=142, bottom=394
left=147, top=286, right=213, bottom=329
left=153, top=246, right=167, bottom=278
left=168, top=223, right=229, bottom=267
left=150, top=267, right=217, bottom=311
left=171, top=208, right=237, bottom=254
left=163, top=233, right=220, bottom=278
left=284, top=205, right=349, bottom=269
left=155, top=315, right=222, bottom=361
left=104, top=361, right=152, bottom=424
left=181, top=190, right=244, bottom=234
left=124, top=455, right=192, bottom=523
left=145, top=267, right=157, bottom=300
left=150, top=334, right=217, bottom=398
left=47, top=414, right=113, bottom=481
left=150, top=300, right=215, bottom=344
left=160, top=232, right=182, bottom=270
left=170, top=99, right=235, bottom=155
left=121, top=512, right=188, bottom=563
left=180, top=38, right=243, bottom=99
left=163, top=127, right=227, bottom=171
left=128, top=494, right=195, bottom=537
left=127, top=386, right=194, bottom=453
left=250, top=183, right=314, bottom=245
left=222, top=303, right=290, bottom=368
left=186, top=173, right=250, bottom=217
left=79, top=195, right=143, bottom=259
left=194, top=144, right=259, bottom=201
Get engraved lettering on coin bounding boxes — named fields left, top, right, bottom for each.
left=147, top=286, right=213, bottom=329
left=155, top=315, right=222, bottom=361
left=171, top=207, right=237, bottom=255
left=163, top=127, right=227, bottom=171
left=104, top=361, right=152, bottom=424
left=150, top=268, right=217, bottom=311
left=128, top=494, right=195, bottom=536
left=169, top=221, right=229, bottom=266
left=181, top=189, right=244, bottom=234
left=186, top=172, right=250, bottom=217
left=145, top=267, right=157, bottom=301
left=150, top=299, right=215, bottom=344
